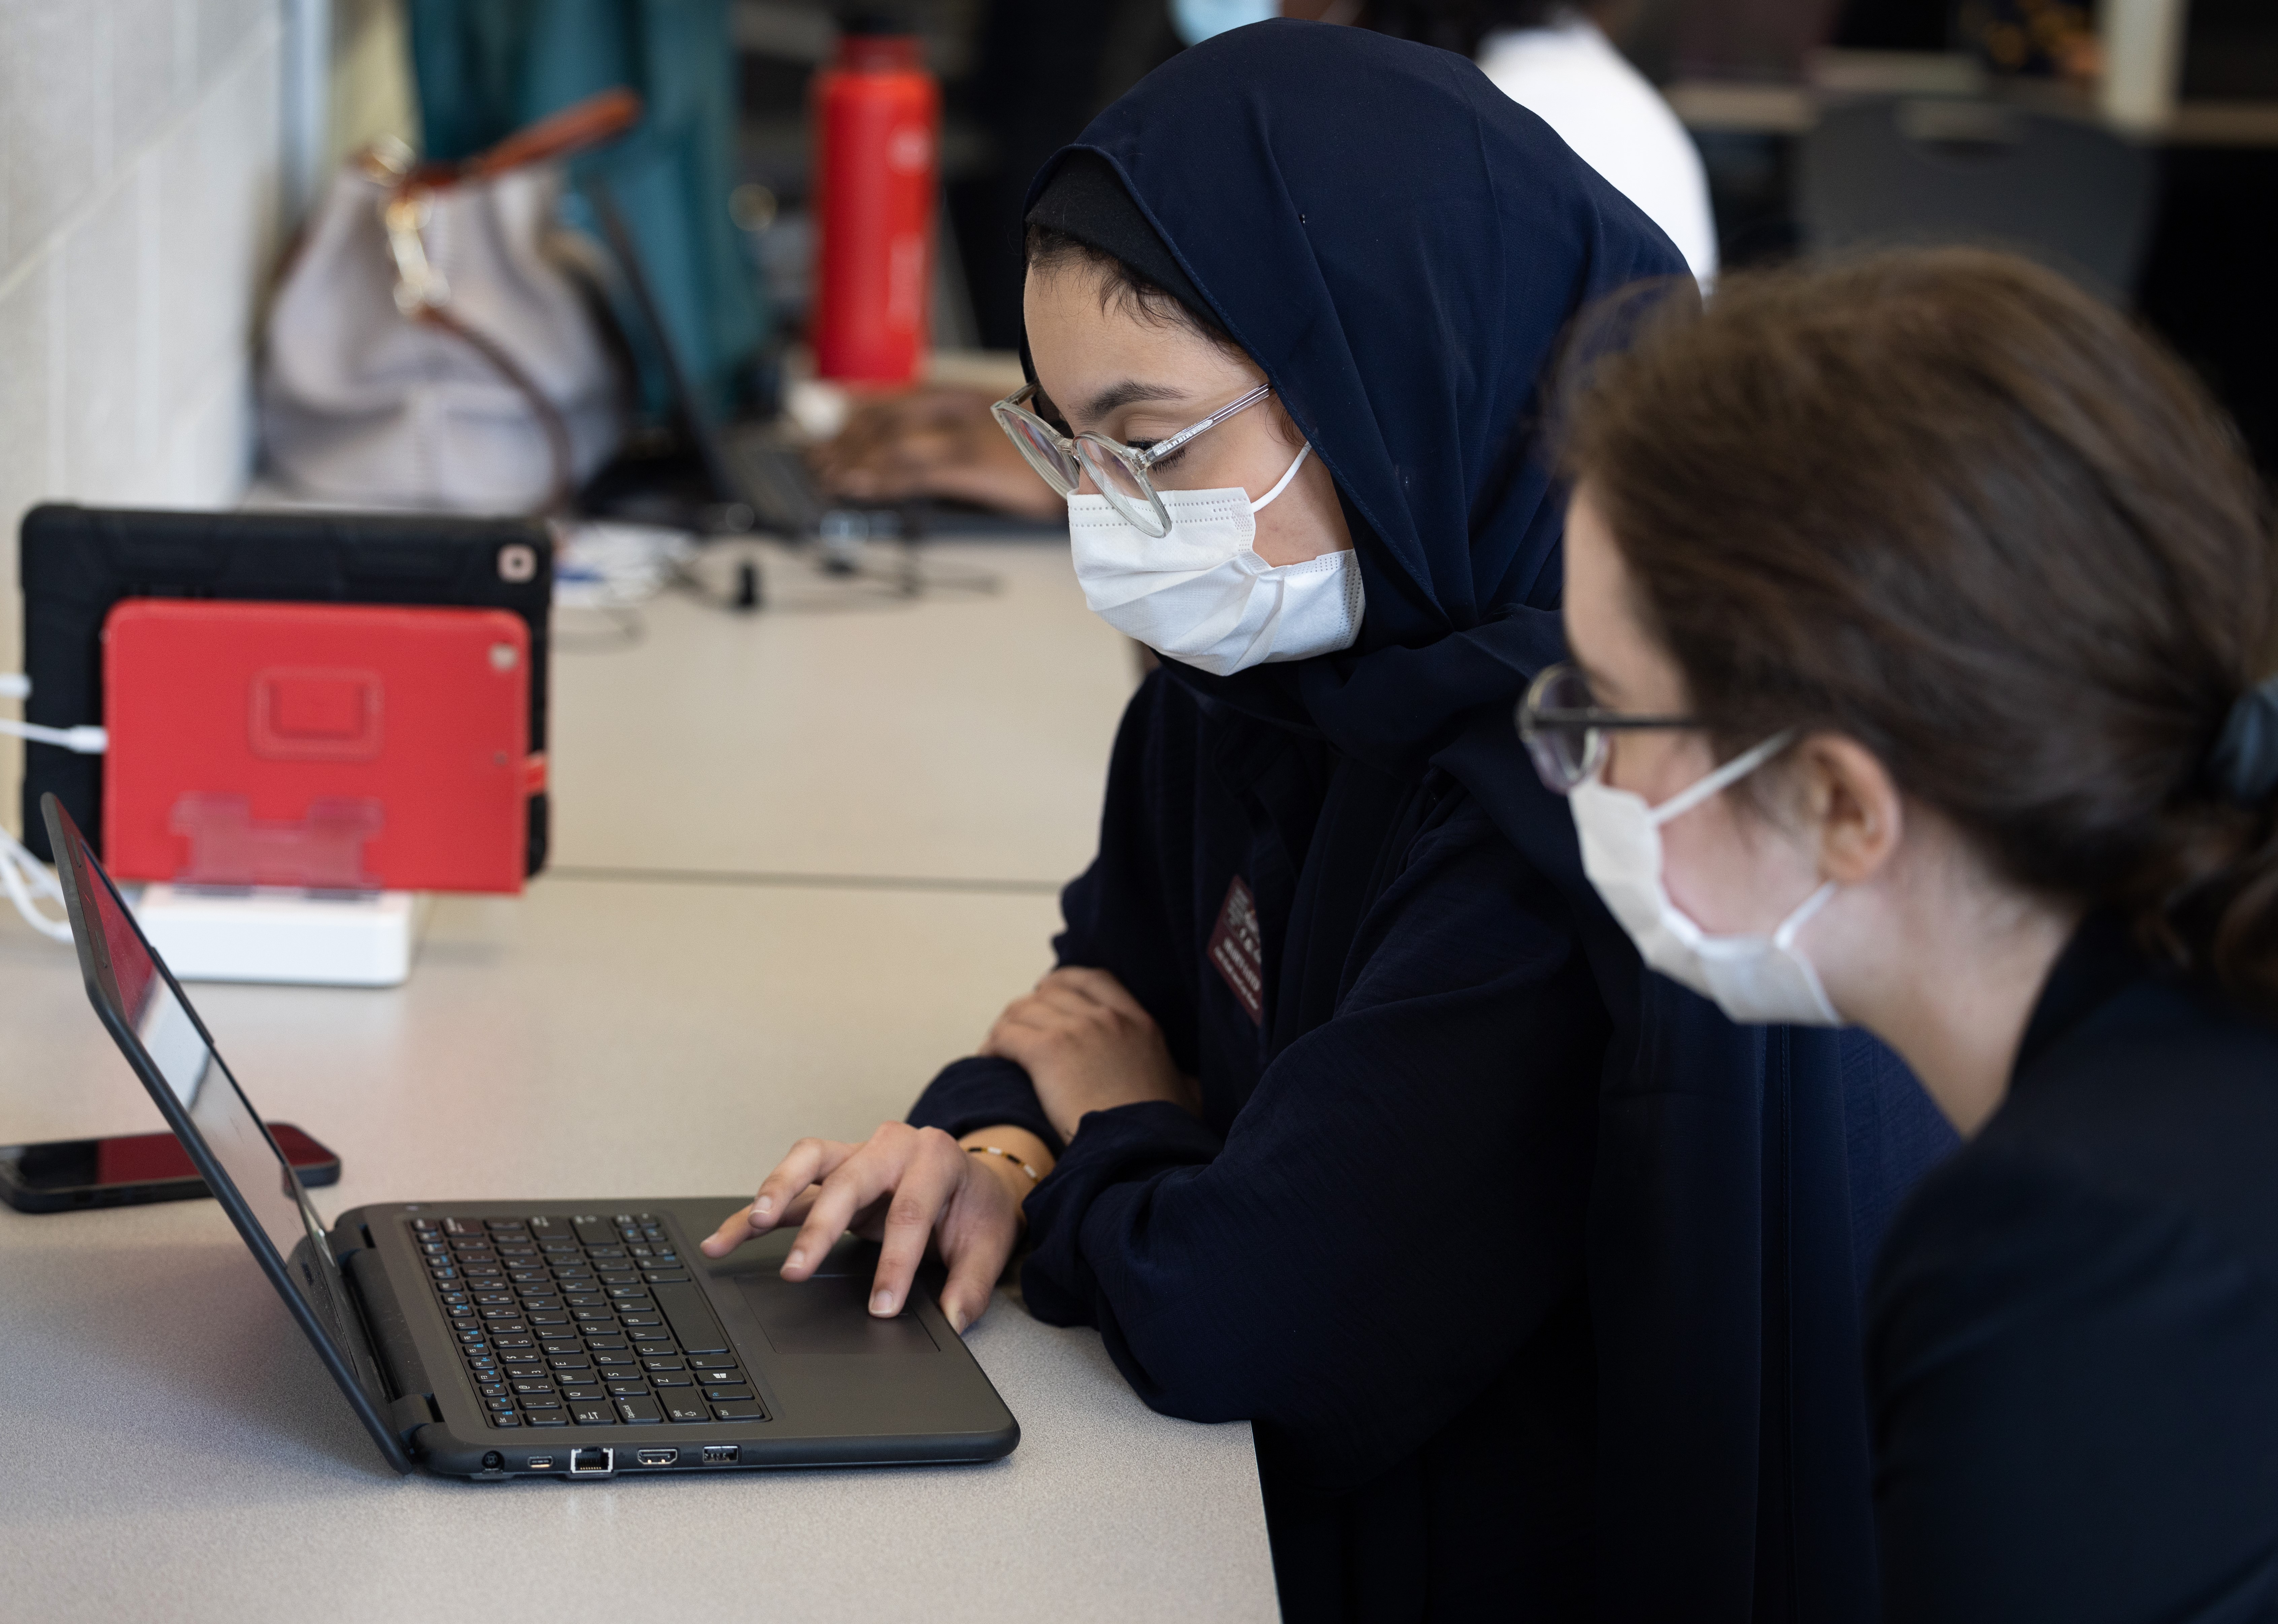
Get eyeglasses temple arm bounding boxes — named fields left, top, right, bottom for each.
left=1134, top=383, right=1275, bottom=469
left=1528, top=710, right=1702, bottom=730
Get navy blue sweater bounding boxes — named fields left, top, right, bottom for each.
left=1869, top=919, right=2278, bottom=1620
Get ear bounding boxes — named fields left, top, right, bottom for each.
left=1792, top=734, right=1905, bottom=885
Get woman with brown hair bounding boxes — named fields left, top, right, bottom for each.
left=1531, top=245, right=2278, bottom=1619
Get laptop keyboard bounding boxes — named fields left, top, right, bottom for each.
left=413, top=1212, right=770, bottom=1429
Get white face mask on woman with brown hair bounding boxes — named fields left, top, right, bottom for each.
left=1541, top=483, right=1868, bottom=1032
left=1568, top=731, right=1844, bottom=1026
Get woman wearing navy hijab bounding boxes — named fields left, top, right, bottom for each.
left=706, top=22, right=1950, bottom=1619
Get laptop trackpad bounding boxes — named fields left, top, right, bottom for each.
left=737, top=1274, right=940, bottom=1356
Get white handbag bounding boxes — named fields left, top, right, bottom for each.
left=260, top=91, right=639, bottom=514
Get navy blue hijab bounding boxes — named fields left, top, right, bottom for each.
left=1029, top=21, right=1953, bottom=1621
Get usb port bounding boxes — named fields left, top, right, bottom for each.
left=635, top=1448, right=678, bottom=1467
left=569, top=1447, right=614, bottom=1476
left=525, top=1455, right=556, bottom=1471
left=701, top=1445, right=739, bottom=1465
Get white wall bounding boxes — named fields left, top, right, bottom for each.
left=0, top=0, right=285, bottom=835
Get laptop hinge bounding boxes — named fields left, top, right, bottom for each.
left=343, top=1242, right=436, bottom=1438
left=387, top=1392, right=443, bottom=1443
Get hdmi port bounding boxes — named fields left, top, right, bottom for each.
left=635, top=1448, right=679, bottom=1467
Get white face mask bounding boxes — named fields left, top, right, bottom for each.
left=1068, top=444, right=1365, bottom=677
left=1568, top=731, right=1845, bottom=1027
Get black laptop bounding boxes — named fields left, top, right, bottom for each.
left=41, top=795, right=1019, bottom=1481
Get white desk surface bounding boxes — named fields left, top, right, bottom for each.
left=548, top=540, right=1141, bottom=883
left=0, top=539, right=1277, bottom=1623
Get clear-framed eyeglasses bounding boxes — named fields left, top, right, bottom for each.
left=1516, top=662, right=1706, bottom=794
left=990, top=380, right=1275, bottom=539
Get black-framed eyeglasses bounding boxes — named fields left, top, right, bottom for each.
left=1516, top=662, right=1704, bottom=795
left=990, top=380, right=1274, bottom=539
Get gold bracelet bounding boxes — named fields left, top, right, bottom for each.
left=965, top=1143, right=1044, bottom=1183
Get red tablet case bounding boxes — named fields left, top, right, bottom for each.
left=102, top=600, right=540, bottom=894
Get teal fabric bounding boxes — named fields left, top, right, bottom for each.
left=407, top=0, right=768, bottom=419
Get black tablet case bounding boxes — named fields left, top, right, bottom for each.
left=18, top=505, right=553, bottom=871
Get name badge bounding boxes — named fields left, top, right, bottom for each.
left=1207, top=875, right=1265, bottom=1026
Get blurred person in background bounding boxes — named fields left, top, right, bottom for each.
left=817, top=0, right=1716, bottom=515
left=1540, top=247, right=2278, bottom=1621
left=815, top=0, right=1183, bottom=521
left=1333, top=0, right=1718, bottom=284
left=807, top=381, right=1066, bottom=519
left=719, top=22, right=1948, bottom=1622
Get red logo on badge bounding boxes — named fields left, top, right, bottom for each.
left=1207, top=875, right=1265, bottom=1026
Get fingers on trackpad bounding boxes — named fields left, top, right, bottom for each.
left=736, top=1273, right=940, bottom=1356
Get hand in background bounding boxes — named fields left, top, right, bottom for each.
left=981, top=967, right=1200, bottom=1144
left=699, top=1121, right=1049, bottom=1335
left=808, top=385, right=1065, bottom=520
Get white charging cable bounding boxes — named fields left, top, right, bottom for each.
left=0, top=675, right=91, bottom=940
left=0, top=826, right=72, bottom=942
left=0, top=719, right=107, bottom=752
left=1, top=675, right=106, bottom=752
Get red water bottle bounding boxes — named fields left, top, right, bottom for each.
left=810, top=25, right=940, bottom=384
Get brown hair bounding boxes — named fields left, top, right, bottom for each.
left=1562, top=248, right=2278, bottom=1000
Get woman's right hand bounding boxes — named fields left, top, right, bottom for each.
left=698, top=1122, right=1044, bottom=1335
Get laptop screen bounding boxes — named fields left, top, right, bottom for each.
left=49, top=805, right=371, bottom=1377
